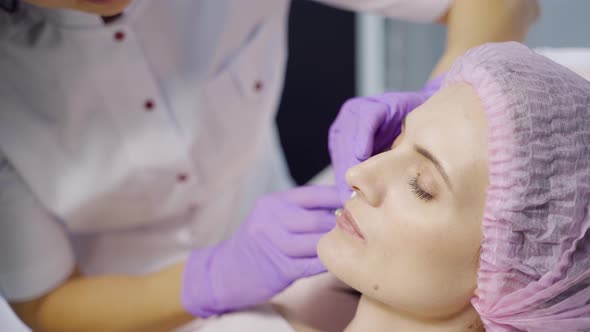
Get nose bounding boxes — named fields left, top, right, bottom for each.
left=345, top=154, right=388, bottom=207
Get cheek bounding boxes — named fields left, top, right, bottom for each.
left=318, top=230, right=383, bottom=302
left=381, top=182, right=480, bottom=268
left=318, top=229, right=370, bottom=286
left=371, top=213, right=434, bottom=271
left=367, top=204, right=481, bottom=310
left=381, top=210, right=479, bottom=274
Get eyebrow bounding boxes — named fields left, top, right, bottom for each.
left=402, top=115, right=453, bottom=191
left=414, top=144, right=453, bottom=191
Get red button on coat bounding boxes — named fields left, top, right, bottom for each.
left=114, top=31, right=125, bottom=42
left=254, top=80, right=263, bottom=92
left=144, top=99, right=155, bottom=111
left=177, top=173, right=189, bottom=182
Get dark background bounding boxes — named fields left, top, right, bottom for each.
left=277, top=0, right=355, bottom=185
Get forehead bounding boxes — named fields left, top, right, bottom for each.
left=411, top=84, right=485, bottom=130
left=407, top=83, right=489, bottom=197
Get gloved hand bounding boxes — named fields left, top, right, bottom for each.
left=181, top=185, right=340, bottom=318
left=328, top=76, right=445, bottom=203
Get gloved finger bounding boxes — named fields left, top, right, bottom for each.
left=330, top=141, right=357, bottom=204
left=371, top=92, right=429, bottom=154
left=421, top=74, right=445, bottom=94
left=337, top=184, right=353, bottom=205
left=283, top=209, right=335, bottom=233
left=330, top=146, right=356, bottom=204
left=280, top=185, right=341, bottom=210
left=278, top=232, right=326, bottom=258
left=334, top=163, right=355, bottom=204
left=352, top=99, right=389, bottom=161
left=297, top=257, right=328, bottom=278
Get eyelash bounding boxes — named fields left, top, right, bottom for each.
left=409, top=176, right=434, bottom=202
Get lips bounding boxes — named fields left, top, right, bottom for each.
left=335, top=208, right=365, bottom=241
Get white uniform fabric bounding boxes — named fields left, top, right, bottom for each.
left=0, top=0, right=451, bottom=302
left=173, top=305, right=294, bottom=332
left=0, top=297, right=30, bottom=332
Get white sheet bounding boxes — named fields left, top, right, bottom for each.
left=0, top=297, right=30, bottom=332
left=174, top=305, right=294, bottom=332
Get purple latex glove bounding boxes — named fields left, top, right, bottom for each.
left=328, top=75, right=445, bottom=203
left=181, top=185, right=340, bottom=318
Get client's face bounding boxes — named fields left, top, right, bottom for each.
left=319, top=83, right=489, bottom=320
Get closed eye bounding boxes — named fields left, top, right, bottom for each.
left=409, top=176, right=433, bottom=201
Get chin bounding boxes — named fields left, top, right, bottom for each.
left=318, top=229, right=366, bottom=293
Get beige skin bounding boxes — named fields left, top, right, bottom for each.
left=431, top=0, right=539, bottom=79
left=11, top=0, right=536, bottom=331
left=23, top=0, right=133, bottom=16
left=318, top=83, right=490, bottom=332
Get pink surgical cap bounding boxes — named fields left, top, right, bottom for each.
left=444, top=42, right=590, bottom=331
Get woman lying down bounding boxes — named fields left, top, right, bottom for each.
left=185, top=42, right=590, bottom=332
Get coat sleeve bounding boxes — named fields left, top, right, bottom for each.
left=0, top=153, right=75, bottom=302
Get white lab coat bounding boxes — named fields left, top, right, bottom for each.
left=0, top=0, right=451, bottom=303
left=0, top=297, right=30, bottom=332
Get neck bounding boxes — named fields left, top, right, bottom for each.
left=345, top=295, right=483, bottom=332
